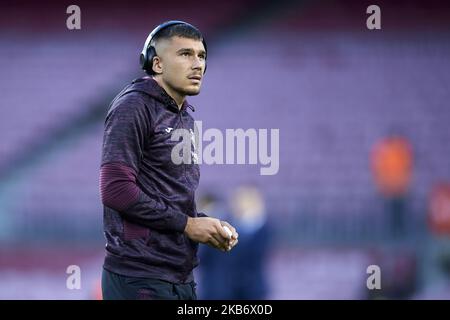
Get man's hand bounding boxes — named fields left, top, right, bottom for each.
left=220, top=220, right=239, bottom=250
left=184, top=217, right=238, bottom=252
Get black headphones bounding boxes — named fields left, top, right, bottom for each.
left=139, top=20, right=207, bottom=75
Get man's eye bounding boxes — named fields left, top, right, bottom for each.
left=181, top=52, right=190, bottom=56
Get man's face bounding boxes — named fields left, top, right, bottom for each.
left=153, top=36, right=206, bottom=96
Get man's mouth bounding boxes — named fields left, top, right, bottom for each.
left=188, top=75, right=202, bottom=81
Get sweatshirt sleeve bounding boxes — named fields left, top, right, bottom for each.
left=100, top=94, right=188, bottom=233
left=196, top=212, right=209, bottom=218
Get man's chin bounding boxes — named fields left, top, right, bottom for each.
left=184, top=86, right=201, bottom=96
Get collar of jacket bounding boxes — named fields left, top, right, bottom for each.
left=131, top=76, right=195, bottom=113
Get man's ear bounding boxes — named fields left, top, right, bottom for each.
left=152, top=56, right=163, bottom=74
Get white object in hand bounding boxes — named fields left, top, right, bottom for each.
left=223, top=226, right=233, bottom=239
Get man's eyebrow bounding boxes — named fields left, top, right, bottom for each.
left=176, top=48, right=206, bottom=55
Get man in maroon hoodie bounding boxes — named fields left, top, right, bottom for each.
left=99, top=21, right=238, bottom=300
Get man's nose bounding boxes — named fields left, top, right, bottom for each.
left=192, top=57, right=204, bottom=71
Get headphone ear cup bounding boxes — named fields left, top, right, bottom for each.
left=139, top=52, right=147, bottom=70
left=140, top=46, right=156, bottom=74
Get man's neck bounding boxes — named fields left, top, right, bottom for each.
left=153, top=76, right=185, bottom=110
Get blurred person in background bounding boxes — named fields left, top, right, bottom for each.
left=371, top=133, right=413, bottom=238
left=369, top=134, right=416, bottom=299
left=197, top=192, right=234, bottom=299
left=99, top=21, right=238, bottom=300
left=200, top=185, right=271, bottom=299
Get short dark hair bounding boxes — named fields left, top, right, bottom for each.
left=151, top=23, right=204, bottom=47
